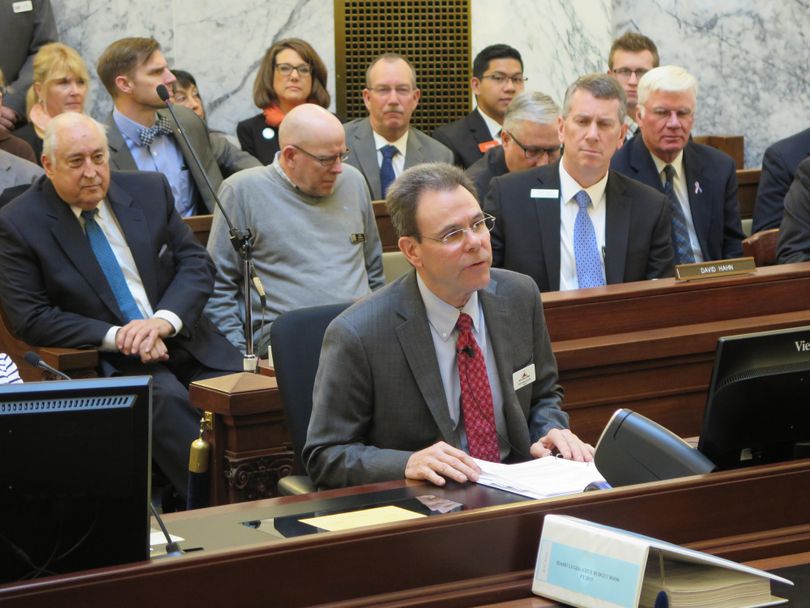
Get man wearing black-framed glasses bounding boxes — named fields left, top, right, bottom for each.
left=205, top=104, right=384, bottom=354
left=466, top=91, right=560, bottom=200
left=433, top=44, right=527, bottom=169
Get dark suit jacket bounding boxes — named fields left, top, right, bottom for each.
left=343, top=118, right=454, bottom=200
left=304, top=268, right=568, bottom=489
left=776, top=157, right=810, bottom=263
left=432, top=110, right=498, bottom=169
left=753, top=128, right=810, bottom=233
left=104, top=106, right=224, bottom=214
left=0, top=171, right=241, bottom=373
left=611, top=136, right=745, bottom=261
left=236, top=113, right=279, bottom=166
left=484, top=161, right=674, bottom=292
left=466, top=145, right=508, bottom=200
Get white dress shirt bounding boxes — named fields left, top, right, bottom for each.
left=558, top=162, right=609, bottom=291
left=71, top=200, right=182, bottom=350
left=476, top=107, right=503, bottom=144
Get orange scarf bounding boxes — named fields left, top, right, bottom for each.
left=263, top=105, right=286, bottom=128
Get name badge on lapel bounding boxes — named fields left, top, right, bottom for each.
left=530, top=189, right=559, bottom=199
left=350, top=233, right=366, bottom=244
left=513, top=364, right=536, bottom=390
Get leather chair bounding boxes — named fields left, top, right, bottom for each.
left=270, top=302, right=352, bottom=495
left=742, top=228, right=780, bottom=266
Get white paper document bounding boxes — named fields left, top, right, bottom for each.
left=473, top=456, right=606, bottom=499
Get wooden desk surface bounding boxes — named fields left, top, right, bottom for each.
left=3, top=459, right=810, bottom=607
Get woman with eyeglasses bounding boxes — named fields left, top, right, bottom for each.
left=237, top=38, right=331, bottom=165
left=15, top=43, right=90, bottom=165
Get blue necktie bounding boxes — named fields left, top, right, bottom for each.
left=663, top=165, right=695, bottom=265
left=81, top=209, right=143, bottom=323
left=573, top=190, right=605, bottom=288
left=379, top=144, right=398, bottom=198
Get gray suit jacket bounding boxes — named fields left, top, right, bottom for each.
left=0, top=149, right=43, bottom=194
left=343, top=117, right=454, bottom=199
left=303, top=268, right=568, bottom=489
left=104, top=106, right=225, bottom=214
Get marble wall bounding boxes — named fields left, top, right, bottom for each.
left=614, top=0, right=810, bottom=168
left=52, top=1, right=803, bottom=168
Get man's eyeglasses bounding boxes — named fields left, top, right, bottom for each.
left=419, top=215, right=496, bottom=246
left=649, top=107, right=694, bottom=121
left=612, top=67, right=649, bottom=80
left=504, top=130, right=560, bottom=161
left=290, top=144, right=350, bottom=167
left=368, top=86, right=415, bottom=97
left=481, top=73, right=527, bottom=86
left=276, top=63, right=312, bottom=77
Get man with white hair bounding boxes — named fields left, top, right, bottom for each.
left=466, top=91, right=561, bottom=199
left=611, top=65, right=744, bottom=263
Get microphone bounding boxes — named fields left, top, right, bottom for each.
left=149, top=502, right=184, bottom=557
left=23, top=351, right=72, bottom=381
left=156, top=84, right=266, bottom=362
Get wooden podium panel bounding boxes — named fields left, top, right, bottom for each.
left=2, top=460, right=810, bottom=607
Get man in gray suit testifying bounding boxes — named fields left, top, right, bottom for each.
left=304, top=163, right=592, bottom=489
left=343, top=54, right=453, bottom=200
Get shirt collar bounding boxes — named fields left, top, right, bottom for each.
left=416, top=272, right=481, bottom=342
left=113, top=108, right=160, bottom=147
left=558, top=160, right=609, bottom=209
left=475, top=107, right=503, bottom=141
left=70, top=199, right=110, bottom=223
left=650, top=149, right=685, bottom=180
left=371, top=128, right=409, bottom=157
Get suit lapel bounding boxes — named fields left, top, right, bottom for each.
left=104, top=112, right=138, bottom=171
left=404, top=129, right=423, bottom=169
left=630, top=135, right=664, bottom=187
left=467, top=110, right=495, bottom=146
left=45, top=182, right=123, bottom=321
left=682, top=143, right=710, bottom=258
left=394, top=274, right=458, bottom=444
left=604, top=172, right=631, bottom=283
left=353, top=119, right=383, bottom=199
left=533, top=166, right=562, bottom=291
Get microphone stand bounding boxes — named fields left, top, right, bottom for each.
left=156, top=85, right=263, bottom=372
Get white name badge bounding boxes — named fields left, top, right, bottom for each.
left=530, top=188, right=559, bottom=199
left=13, top=1, right=33, bottom=12
left=513, top=364, right=536, bottom=390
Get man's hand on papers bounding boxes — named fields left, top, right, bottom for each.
left=531, top=428, right=594, bottom=462
left=405, top=441, right=481, bottom=486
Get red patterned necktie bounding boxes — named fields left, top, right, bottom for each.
left=455, top=312, right=500, bottom=462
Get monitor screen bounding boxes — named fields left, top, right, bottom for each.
left=698, top=326, right=810, bottom=470
left=0, top=376, right=151, bottom=583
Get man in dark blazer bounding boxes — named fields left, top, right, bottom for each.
left=776, top=157, right=810, bottom=263
left=344, top=54, right=453, bottom=200
left=753, top=128, right=810, bottom=233
left=304, top=163, right=592, bottom=489
left=433, top=44, right=526, bottom=169
left=97, top=37, right=252, bottom=216
left=485, top=74, right=673, bottom=293
left=611, top=66, right=744, bottom=262
left=0, top=113, right=242, bottom=498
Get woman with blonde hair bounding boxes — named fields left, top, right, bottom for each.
left=236, top=38, right=331, bottom=165
left=16, top=42, right=90, bottom=163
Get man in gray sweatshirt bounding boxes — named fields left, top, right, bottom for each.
left=205, top=104, right=384, bottom=355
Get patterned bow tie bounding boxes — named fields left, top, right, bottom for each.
left=138, top=114, right=173, bottom=146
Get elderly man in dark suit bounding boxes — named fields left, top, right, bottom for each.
left=343, top=53, right=452, bottom=200
left=0, top=113, right=242, bottom=498
left=484, top=73, right=673, bottom=293
left=752, top=128, right=810, bottom=233
left=304, top=162, right=592, bottom=489
left=433, top=44, right=526, bottom=169
left=612, top=66, right=744, bottom=263
left=96, top=37, right=257, bottom=217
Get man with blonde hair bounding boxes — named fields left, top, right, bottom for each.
left=611, top=65, right=744, bottom=263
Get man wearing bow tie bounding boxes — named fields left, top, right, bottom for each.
left=611, top=65, right=744, bottom=263
left=97, top=37, right=239, bottom=217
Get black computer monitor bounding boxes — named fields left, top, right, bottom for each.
left=698, top=326, right=810, bottom=470
left=0, top=376, right=152, bottom=583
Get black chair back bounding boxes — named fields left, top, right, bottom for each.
left=270, top=302, right=352, bottom=474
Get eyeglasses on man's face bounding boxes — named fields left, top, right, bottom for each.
left=481, top=72, right=527, bottom=87
left=290, top=144, right=350, bottom=167
left=419, top=215, right=496, bottom=246
left=504, top=130, right=561, bottom=160
left=612, top=67, right=649, bottom=81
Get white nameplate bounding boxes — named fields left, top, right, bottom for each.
left=13, top=1, right=33, bottom=12
left=512, top=363, right=536, bottom=390
left=530, top=188, right=559, bottom=199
